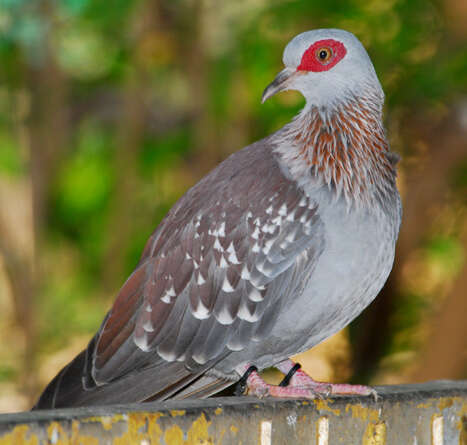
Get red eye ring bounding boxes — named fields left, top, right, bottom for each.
left=297, top=39, right=347, bottom=72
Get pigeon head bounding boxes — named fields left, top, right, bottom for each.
left=262, top=29, right=383, bottom=108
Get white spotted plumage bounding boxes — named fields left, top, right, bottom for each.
left=35, top=28, right=400, bottom=409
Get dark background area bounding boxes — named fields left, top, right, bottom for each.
left=0, top=0, right=466, bottom=411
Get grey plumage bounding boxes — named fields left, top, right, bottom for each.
left=33, top=28, right=401, bottom=409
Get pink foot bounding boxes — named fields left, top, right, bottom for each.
left=275, top=359, right=378, bottom=400
left=235, top=364, right=320, bottom=399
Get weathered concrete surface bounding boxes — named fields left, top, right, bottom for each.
left=0, top=381, right=466, bottom=444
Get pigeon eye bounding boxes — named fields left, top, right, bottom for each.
left=298, top=39, right=346, bottom=72
left=316, top=47, right=332, bottom=63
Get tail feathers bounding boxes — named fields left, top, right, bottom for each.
left=171, top=375, right=235, bottom=400
left=32, top=349, right=206, bottom=410
left=33, top=349, right=88, bottom=410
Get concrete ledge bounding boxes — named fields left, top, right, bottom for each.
left=0, top=381, right=466, bottom=444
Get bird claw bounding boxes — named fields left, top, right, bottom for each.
left=248, top=385, right=269, bottom=398
left=236, top=362, right=378, bottom=401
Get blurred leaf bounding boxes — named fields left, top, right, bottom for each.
left=425, top=236, right=464, bottom=277
left=451, top=159, right=467, bottom=199
left=139, top=129, right=191, bottom=177
left=55, top=25, right=118, bottom=80
left=53, top=127, right=112, bottom=236
left=0, top=365, right=16, bottom=382
left=0, top=130, right=22, bottom=176
left=61, top=0, right=90, bottom=15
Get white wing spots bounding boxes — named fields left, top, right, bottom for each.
left=192, top=300, right=210, bottom=319
left=241, top=265, right=251, bottom=280
left=263, top=238, right=275, bottom=255
left=248, top=287, right=264, bottom=302
left=226, top=242, right=241, bottom=264
left=278, top=203, right=287, bottom=216
left=303, top=223, right=313, bottom=235
left=161, top=285, right=176, bottom=304
left=219, top=255, right=229, bottom=268
left=134, top=332, right=150, bottom=352
left=265, top=205, right=273, bottom=215
left=143, top=320, right=154, bottom=332
left=271, top=215, right=282, bottom=225
left=251, top=226, right=260, bottom=240
left=218, top=221, right=226, bottom=237
left=215, top=305, right=235, bottom=325
left=145, top=304, right=152, bottom=312
left=160, top=295, right=171, bottom=304
left=238, top=302, right=260, bottom=322
left=196, top=272, right=206, bottom=285
left=213, top=237, right=223, bottom=252
left=222, top=275, right=235, bottom=292
left=252, top=242, right=260, bottom=253
left=209, top=221, right=226, bottom=238
left=157, top=347, right=176, bottom=362
left=300, top=213, right=311, bottom=223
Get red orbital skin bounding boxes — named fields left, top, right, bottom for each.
left=297, top=39, right=347, bottom=72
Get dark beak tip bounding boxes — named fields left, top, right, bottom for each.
left=261, top=84, right=273, bottom=104
left=260, top=68, right=295, bottom=104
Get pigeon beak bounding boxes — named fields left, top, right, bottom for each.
left=261, top=67, right=299, bottom=103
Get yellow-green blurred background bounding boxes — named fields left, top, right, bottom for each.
left=0, top=0, right=466, bottom=413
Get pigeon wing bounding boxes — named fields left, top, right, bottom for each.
left=36, top=140, right=325, bottom=408
left=94, top=141, right=325, bottom=391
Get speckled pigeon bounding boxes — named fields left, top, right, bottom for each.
left=34, top=28, right=401, bottom=409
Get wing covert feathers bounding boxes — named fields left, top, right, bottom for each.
left=34, top=141, right=324, bottom=408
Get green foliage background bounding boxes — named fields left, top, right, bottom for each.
left=0, top=0, right=465, bottom=411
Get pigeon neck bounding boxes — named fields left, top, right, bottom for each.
left=274, top=93, right=398, bottom=208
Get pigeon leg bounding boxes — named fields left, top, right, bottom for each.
left=275, top=359, right=378, bottom=399
left=235, top=364, right=320, bottom=399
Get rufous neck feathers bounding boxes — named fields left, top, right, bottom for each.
left=274, top=92, right=398, bottom=208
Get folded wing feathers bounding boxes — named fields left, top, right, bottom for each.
left=91, top=155, right=322, bottom=393
left=132, top=184, right=320, bottom=366
left=34, top=143, right=331, bottom=407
